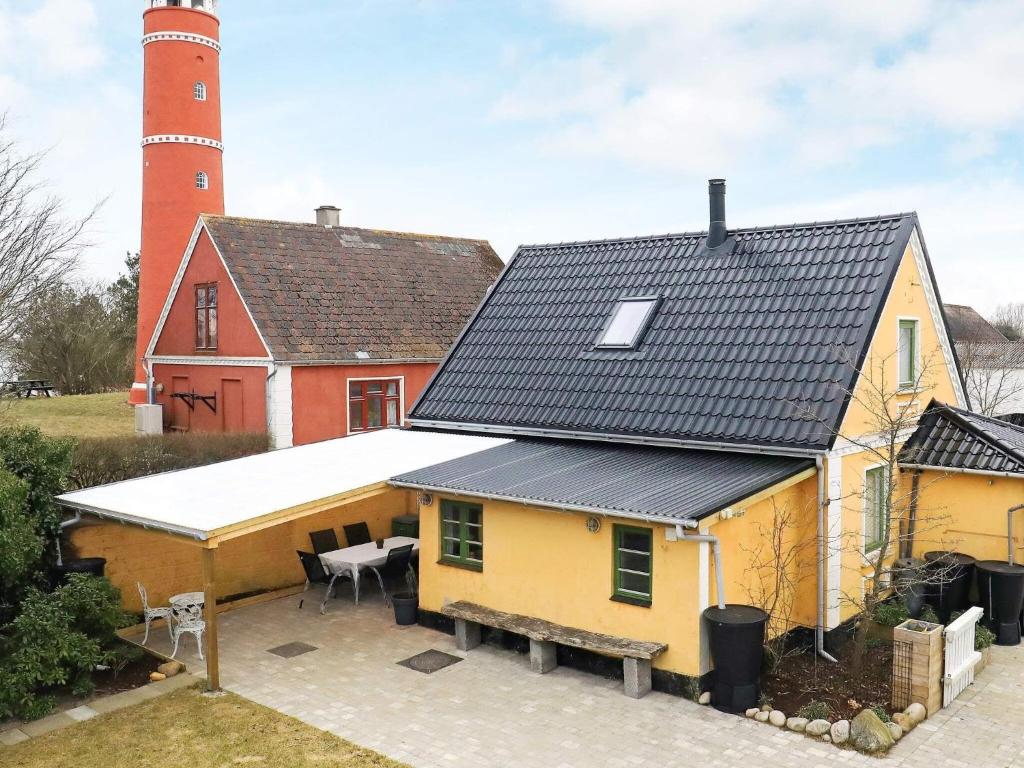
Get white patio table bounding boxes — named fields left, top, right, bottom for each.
left=319, top=536, right=419, bottom=604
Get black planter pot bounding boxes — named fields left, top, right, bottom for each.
left=50, top=557, right=107, bottom=587
left=703, top=604, right=768, bottom=714
left=923, top=551, right=976, bottom=623
left=392, top=592, right=419, bottom=626
left=976, top=560, right=1024, bottom=645
left=892, top=557, right=926, bottom=618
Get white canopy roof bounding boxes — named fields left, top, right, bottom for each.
left=57, top=429, right=509, bottom=541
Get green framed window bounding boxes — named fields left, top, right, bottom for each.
left=864, top=466, right=888, bottom=553
left=898, top=319, right=919, bottom=388
left=612, top=525, right=653, bottom=606
left=439, top=499, right=483, bottom=570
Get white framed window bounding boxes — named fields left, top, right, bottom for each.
left=863, top=465, right=889, bottom=553
left=898, top=318, right=919, bottom=389
left=597, top=296, right=659, bottom=349
left=194, top=81, right=207, bottom=101
left=195, top=171, right=209, bottom=190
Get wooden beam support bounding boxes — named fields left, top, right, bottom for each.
left=201, top=546, right=220, bottom=692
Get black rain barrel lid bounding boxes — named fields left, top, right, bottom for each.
left=977, top=560, right=1024, bottom=575
left=703, top=604, right=768, bottom=626
left=924, top=551, right=976, bottom=566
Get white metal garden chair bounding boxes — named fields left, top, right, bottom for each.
left=170, top=602, right=206, bottom=661
left=137, top=582, right=174, bottom=646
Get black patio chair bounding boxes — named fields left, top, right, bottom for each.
left=368, top=543, right=416, bottom=607
left=309, top=528, right=340, bottom=555
left=343, top=522, right=372, bottom=547
left=296, top=550, right=345, bottom=614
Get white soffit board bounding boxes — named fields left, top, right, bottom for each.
left=57, top=429, right=509, bottom=539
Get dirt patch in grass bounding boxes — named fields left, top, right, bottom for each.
left=1, top=391, right=134, bottom=438
left=4, top=686, right=408, bottom=768
left=761, top=639, right=893, bottom=721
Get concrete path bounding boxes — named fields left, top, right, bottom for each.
left=136, top=593, right=1024, bottom=767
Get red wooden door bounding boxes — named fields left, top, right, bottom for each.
left=171, top=376, right=190, bottom=431
left=221, top=379, right=243, bottom=432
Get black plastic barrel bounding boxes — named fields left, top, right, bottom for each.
left=892, top=557, right=927, bottom=618
left=392, top=592, right=419, bottom=626
left=703, top=604, right=768, bottom=713
left=976, top=560, right=1024, bottom=645
left=924, top=551, right=975, bottom=623
left=50, top=557, right=107, bottom=586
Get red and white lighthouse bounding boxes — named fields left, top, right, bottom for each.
left=131, top=0, right=225, bottom=404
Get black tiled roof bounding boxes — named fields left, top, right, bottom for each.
left=202, top=216, right=503, bottom=363
left=411, top=214, right=926, bottom=452
left=390, top=439, right=815, bottom=522
left=899, top=400, right=1024, bottom=475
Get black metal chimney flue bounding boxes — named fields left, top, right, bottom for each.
left=707, top=179, right=727, bottom=248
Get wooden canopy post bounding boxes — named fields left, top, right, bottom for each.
left=201, top=545, right=220, bottom=692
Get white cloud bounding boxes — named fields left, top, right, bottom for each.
left=494, top=0, right=1024, bottom=170
left=8, top=0, right=103, bottom=75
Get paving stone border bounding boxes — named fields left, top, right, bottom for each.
left=0, top=672, right=198, bottom=747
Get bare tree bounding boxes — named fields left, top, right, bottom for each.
left=957, top=340, right=1024, bottom=416
left=738, top=498, right=815, bottom=672
left=0, top=117, right=92, bottom=356
left=991, top=302, right=1024, bottom=341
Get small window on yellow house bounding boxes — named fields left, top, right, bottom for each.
left=864, top=466, right=888, bottom=553
left=439, top=499, right=483, bottom=571
left=898, top=319, right=919, bottom=389
left=612, top=525, right=653, bottom=606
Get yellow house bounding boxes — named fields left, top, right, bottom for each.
left=393, top=179, right=985, bottom=695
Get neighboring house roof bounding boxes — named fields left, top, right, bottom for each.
left=943, top=304, right=1007, bottom=343
left=956, top=340, right=1024, bottom=369
left=898, top=400, right=1024, bottom=476
left=195, top=215, right=504, bottom=363
left=411, top=212, right=959, bottom=454
left=390, top=439, right=814, bottom=523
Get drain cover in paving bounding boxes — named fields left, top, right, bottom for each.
left=267, top=641, right=318, bottom=658
left=398, top=649, right=464, bottom=674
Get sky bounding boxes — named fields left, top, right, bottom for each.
left=1, top=0, right=1022, bottom=313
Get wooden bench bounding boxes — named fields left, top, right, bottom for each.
left=441, top=601, right=667, bottom=698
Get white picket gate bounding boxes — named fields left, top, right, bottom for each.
left=942, top=606, right=984, bottom=707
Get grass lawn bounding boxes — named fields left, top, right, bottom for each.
left=4, top=686, right=407, bottom=768
left=0, top=391, right=134, bottom=438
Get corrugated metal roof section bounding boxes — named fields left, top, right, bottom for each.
left=390, top=439, right=815, bottom=522
left=899, top=401, right=1024, bottom=475
left=410, top=214, right=919, bottom=452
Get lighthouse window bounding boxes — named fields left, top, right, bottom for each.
left=196, top=171, right=209, bottom=190
left=194, top=81, right=207, bottom=101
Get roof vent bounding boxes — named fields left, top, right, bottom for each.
left=706, top=179, right=727, bottom=249
left=315, top=205, right=341, bottom=227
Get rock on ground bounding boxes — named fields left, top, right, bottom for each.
left=755, top=711, right=771, bottom=723
left=905, top=702, right=927, bottom=725
left=698, top=692, right=711, bottom=705
left=157, top=661, right=185, bottom=677
left=149, top=671, right=166, bottom=682
left=850, top=709, right=896, bottom=753
left=769, top=710, right=786, bottom=727
left=805, top=719, right=831, bottom=737
left=892, top=712, right=911, bottom=732
left=887, top=722, right=904, bottom=742
left=786, top=717, right=808, bottom=732
left=745, top=708, right=760, bottom=718
left=830, top=719, right=850, bottom=745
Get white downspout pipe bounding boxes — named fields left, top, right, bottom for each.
left=55, top=510, right=82, bottom=567
left=816, top=456, right=838, bottom=663
left=675, top=522, right=725, bottom=610
left=1009, top=504, right=1024, bottom=566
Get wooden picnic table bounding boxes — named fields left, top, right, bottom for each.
left=1, top=379, right=57, bottom=398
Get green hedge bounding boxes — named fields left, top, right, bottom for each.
left=68, top=432, right=270, bottom=490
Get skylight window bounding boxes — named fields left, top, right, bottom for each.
left=597, top=297, right=659, bottom=348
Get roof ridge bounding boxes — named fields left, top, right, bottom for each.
left=940, top=403, right=1024, bottom=463
left=519, top=211, right=915, bottom=251
left=202, top=214, right=490, bottom=244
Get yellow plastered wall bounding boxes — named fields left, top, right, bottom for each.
left=912, top=471, right=1024, bottom=562
left=418, top=495, right=703, bottom=677
left=705, top=476, right=820, bottom=634
left=841, top=243, right=961, bottom=437
left=67, top=488, right=416, bottom=613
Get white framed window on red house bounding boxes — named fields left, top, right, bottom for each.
left=348, top=379, right=402, bottom=432
left=195, top=283, right=218, bottom=350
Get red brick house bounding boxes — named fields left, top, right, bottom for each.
left=144, top=212, right=502, bottom=447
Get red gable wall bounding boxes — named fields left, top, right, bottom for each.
left=151, top=227, right=268, bottom=358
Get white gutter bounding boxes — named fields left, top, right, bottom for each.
left=1010, top=503, right=1024, bottom=566
left=674, top=523, right=725, bottom=610
left=56, top=499, right=209, bottom=541
left=815, top=456, right=838, bottom=663
left=408, top=419, right=826, bottom=459
left=899, top=463, right=1024, bottom=480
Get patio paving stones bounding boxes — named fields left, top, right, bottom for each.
left=135, top=594, right=1024, bottom=768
